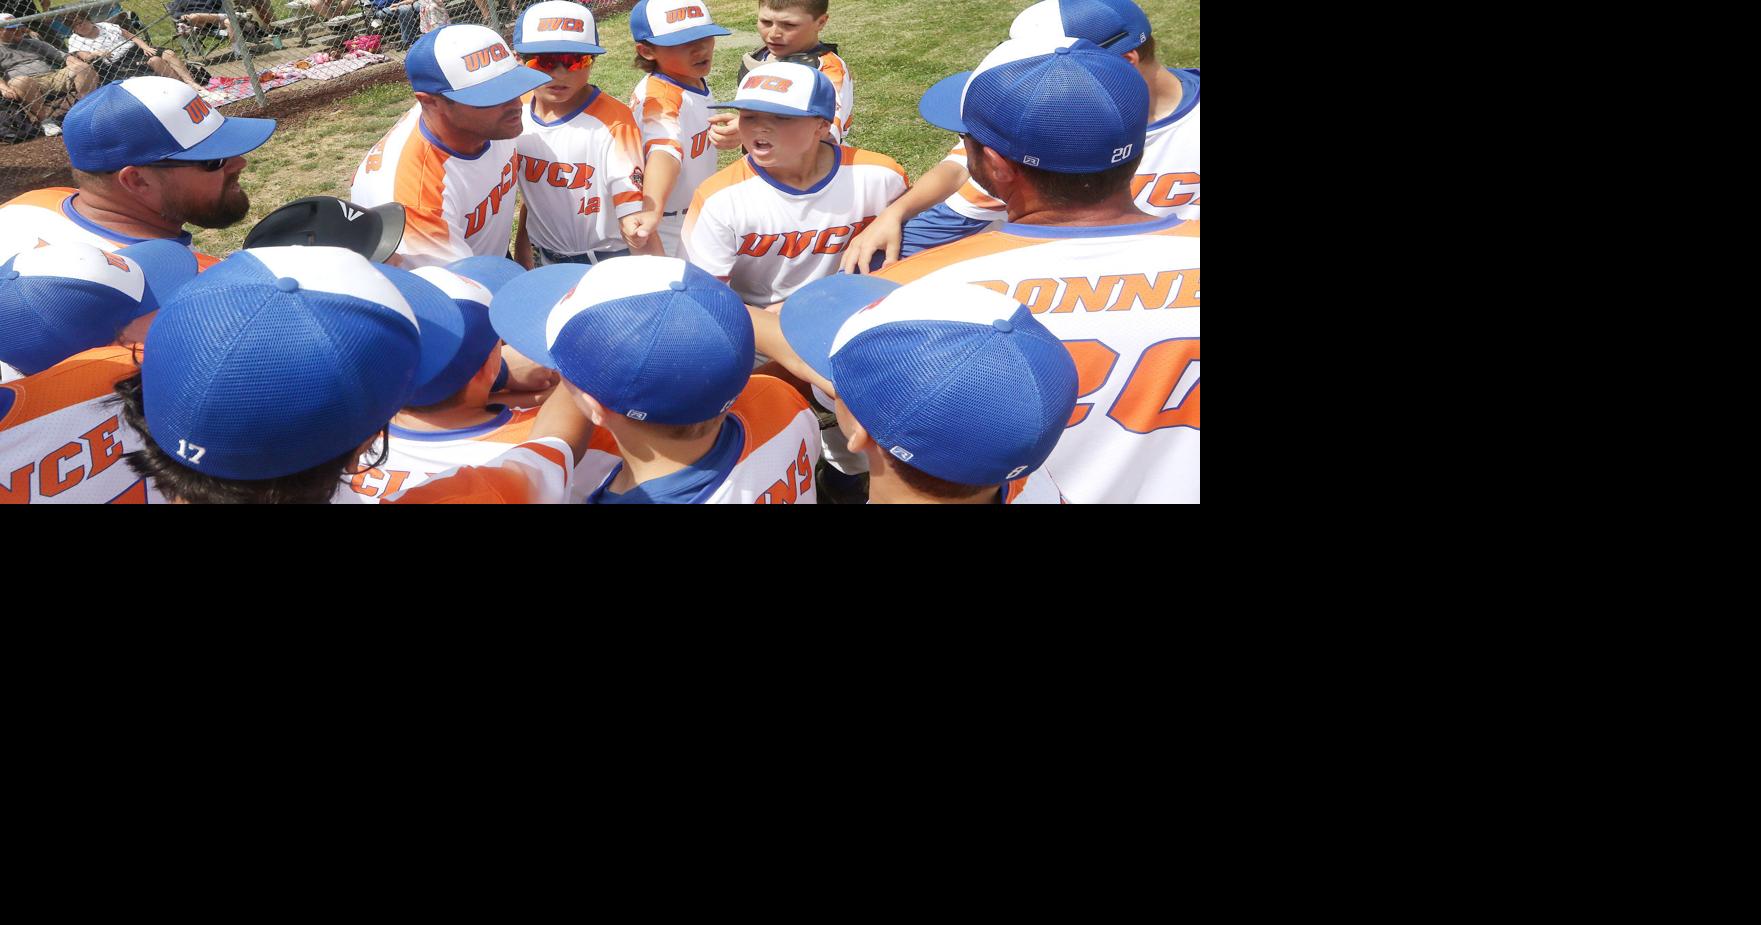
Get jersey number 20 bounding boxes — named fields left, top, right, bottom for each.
left=1064, top=338, right=1200, bottom=434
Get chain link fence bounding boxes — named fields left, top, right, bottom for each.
left=3, top=0, right=636, bottom=143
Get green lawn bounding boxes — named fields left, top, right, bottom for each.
left=189, top=0, right=1198, bottom=255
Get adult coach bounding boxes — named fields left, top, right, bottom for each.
left=771, top=37, right=1200, bottom=504
left=0, top=76, right=275, bottom=268
left=350, top=23, right=551, bottom=269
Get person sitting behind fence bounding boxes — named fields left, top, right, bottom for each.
left=0, top=11, right=97, bottom=136
left=168, top=0, right=273, bottom=39
left=64, top=9, right=205, bottom=92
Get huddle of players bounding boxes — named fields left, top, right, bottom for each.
left=1, top=0, right=1199, bottom=504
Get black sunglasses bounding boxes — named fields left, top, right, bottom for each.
left=140, top=157, right=229, bottom=172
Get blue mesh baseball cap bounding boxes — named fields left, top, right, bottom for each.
left=63, top=77, right=276, bottom=173
left=406, top=24, right=551, bottom=106
left=515, top=0, right=606, bottom=54
left=142, top=247, right=424, bottom=480
left=392, top=266, right=501, bottom=407
left=492, top=256, right=753, bottom=425
left=782, top=275, right=1079, bottom=486
left=630, top=0, right=731, bottom=46
left=447, top=255, right=527, bottom=294
left=917, top=37, right=1148, bottom=173
left=0, top=240, right=198, bottom=376
left=710, top=62, right=837, bottom=121
left=1011, top=0, right=1152, bottom=54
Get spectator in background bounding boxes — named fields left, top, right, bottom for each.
left=0, top=11, right=98, bottom=136
left=64, top=9, right=206, bottom=91
left=367, top=0, right=421, bottom=48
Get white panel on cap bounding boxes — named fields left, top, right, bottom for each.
left=543, top=255, right=687, bottom=349
left=243, top=246, right=418, bottom=328
left=437, top=24, right=519, bottom=90
left=648, top=0, right=711, bottom=39
left=960, top=35, right=1080, bottom=115
left=1009, top=1, right=1066, bottom=40
left=0, top=361, right=22, bottom=384
left=830, top=281, right=1018, bottom=356
left=413, top=266, right=494, bottom=307
left=737, top=61, right=817, bottom=111
left=121, top=76, right=221, bottom=150
left=14, top=242, right=146, bottom=302
left=522, top=0, right=598, bottom=43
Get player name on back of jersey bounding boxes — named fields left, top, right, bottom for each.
left=972, top=267, right=1200, bottom=315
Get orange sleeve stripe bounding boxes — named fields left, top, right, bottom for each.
left=2, top=187, right=77, bottom=212
left=644, top=138, right=684, bottom=159
left=0, top=347, right=138, bottom=430
left=391, top=124, right=454, bottom=254
left=588, top=92, right=640, bottom=130
left=641, top=80, right=685, bottom=119
left=843, top=147, right=909, bottom=184
left=731, top=376, right=811, bottom=464
left=525, top=440, right=569, bottom=470
left=613, top=191, right=644, bottom=205
left=818, top=52, right=847, bottom=84
left=690, top=158, right=759, bottom=206
left=956, top=181, right=1004, bottom=209
left=875, top=230, right=1046, bottom=285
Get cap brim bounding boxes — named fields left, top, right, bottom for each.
left=447, top=255, right=527, bottom=294
left=780, top=274, right=900, bottom=385
left=917, top=71, right=971, bottom=133
left=642, top=23, right=732, bottom=45
left=168, top=116, right=277, bottom=162
left=709, top=100, right=832, bottom=120
left=514, top=40, right=607, bottom=54
left=114, top=239, right=200, bottom=318
left=379, top=264, right=469, bottom=395
left=443, top=66, right=553, bottom=106
left=367, top=202, right=405, bottom=263
left=489, top=263, right=591, bottom=369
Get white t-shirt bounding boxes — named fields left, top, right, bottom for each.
left=515, top=88, right=647, bottom=257
left=875, top=214, right=1201, bottom=504
left=684, top=143, right=907, bottom=306
left=350, top=105, right=522, bottom=268
left=67, top=22, right=136, bottom=64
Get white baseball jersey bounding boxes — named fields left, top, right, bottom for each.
left=337, top=405, right=621, bottom=503
left=939, top=67, right=1201, bottom=222
left=0, top=347, right=163, bottom=505
left=515, top=88, right=648, bottom=257
left=350, top=105, right=523, bottom=269
left=382, top=435, right=579, bottom=504
left=628, top=72, right=720, bottom=216
left=684, top=143, right=908, bottom=306
left=0, top=189, right=220, bottom=269
left=875, top=214, right=1201, bottom=504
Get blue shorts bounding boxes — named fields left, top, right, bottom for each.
left=899, top=203, right=998, bottom=259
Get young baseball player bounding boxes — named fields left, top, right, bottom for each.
left=683, top=61, right=907, bottom=310
left=728, top=0, right=854, bottom=142
left=780, top=275, right=1075, bottom=504
left=509, top=1, right=655, bottom=268
left=623, top=0, right=732, bottom=258
left=1, top=239, right=199, bottom=504
left=841, top=0, right=1200, bottom=271
left=476, top=255, right=823, bottom=505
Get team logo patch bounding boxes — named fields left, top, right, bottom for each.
left=461, top=43, right=512, bottom=72
left=1023, top=155, right=1040, bottom=167
left=538, top=17, right=585, bottom=32
left=890, top=446, right=914, bottom=463
left=742, top=75, right=794, bottom=94
left=183, top=97, right=212, bottom=124
left=626, top=409, right=648, bottom=421
left=664, top=5, right=705, bottom=24
left=102, top=253, right=131, bottom=272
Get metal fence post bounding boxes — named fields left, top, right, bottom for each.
left=485, top=2, right=502, bottom=31
left=218, top=0, right=269, bottom=112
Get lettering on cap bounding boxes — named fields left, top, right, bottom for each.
left=539, top=17, right=584, bottom=32
left=665, top=5, right=705, bottom=23
left=743, top=75, right=794, bottom=93
left=183, top=97, right=213, bottom=124
left=102, top=253, right=131, bottom=272
left=461, top=43, right=512, bottom=72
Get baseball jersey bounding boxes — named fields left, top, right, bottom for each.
left=628, top=72, right=720, bottom=216
left=875, top=214, right=1201, bottom=504
left=684, top=143, right=908, bottom=306
left=1004, top=469, right=1066, bottom=504
left=0, top=189, right=221, bottom=269
left=515, top=88, right=648, bottom=257
left=350, top=105, right=523, bottom=269
left=0, top=347, right=161, bottom=504
left=581, top=375, right=822, bottom=504
left=337, top=405, right=621, bottom=503
left=382, top=436, right=578, bottom=504
left=739, top=44, right=855, bottom=141
left=938, top=67, right=1202, bottom=223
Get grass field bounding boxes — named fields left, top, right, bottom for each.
left=185, top=0, right=1199, bottom=256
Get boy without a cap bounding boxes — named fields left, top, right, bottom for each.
left=725, top=0, right=854, bottom=143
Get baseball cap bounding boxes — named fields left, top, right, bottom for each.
left=447, top=255, right=527, bottom=294
left=1011, top=0, right=1152, bottom=54
left=406, top=24, right=551, bottom=106
left=514, top=0, right=605, bottom=54
left=917, top=37, right=1148, bottom=174
left=491, top=256, right=753, bottom=425
left=142, top=247, right=427, bottom=480
left=709, top=61, right=836, bottom=121
left=241, top=196, right=406, bottom=263
left=781, top=275, right=1078, bottom=486
left=0, top=240, right=199, bottom=377
left=629, top=0, right=731, bottom=47
left=63, top=77, right=276, bottom=173
left=394, top=266, right=500, bottom=407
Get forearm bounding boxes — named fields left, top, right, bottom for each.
left=643, top=153, right=680, bottom=214
left=884, top=160, right=967, bottom=222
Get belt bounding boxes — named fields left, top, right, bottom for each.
left=662, top=210, right=681, bottom=217
left=534, top=244, right=630, bottom=266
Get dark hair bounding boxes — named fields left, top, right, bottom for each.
left=634, top=44, right=658, bottom=73
left=965, top=134, right=1143, bottom=210
left=887, top=455, right=992, bottom=501
left=760, top=0, right=829, bottom=15
left=112, top=374, right=388, bottom=504
left=1135, top=36, right=1158, bottom=64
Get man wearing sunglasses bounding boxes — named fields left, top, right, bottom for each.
left=509, top=1, right=657, bottom=269
left=0, top=76, right=274, bottom=270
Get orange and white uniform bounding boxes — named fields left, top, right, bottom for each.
left=0, top=189, right=221, bottom=269
left=337, top=405, right=620, bottom=503
left=515, top=89, right=648, bottom=258
left=0, top=347, right=161, bottom=504
left=628, top=72, right=720, bottom=257
left=875, top=214, right=1201, bottom=504
left=684, top=143, right=907, bottom=306
left=819, top=48, right=854, bottom=142
left=350, top=106, right=523, bottom=269
left=382, top=436, right=580, bottom=504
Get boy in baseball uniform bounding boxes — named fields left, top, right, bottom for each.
left=624, top=0, right=733, bottom=258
